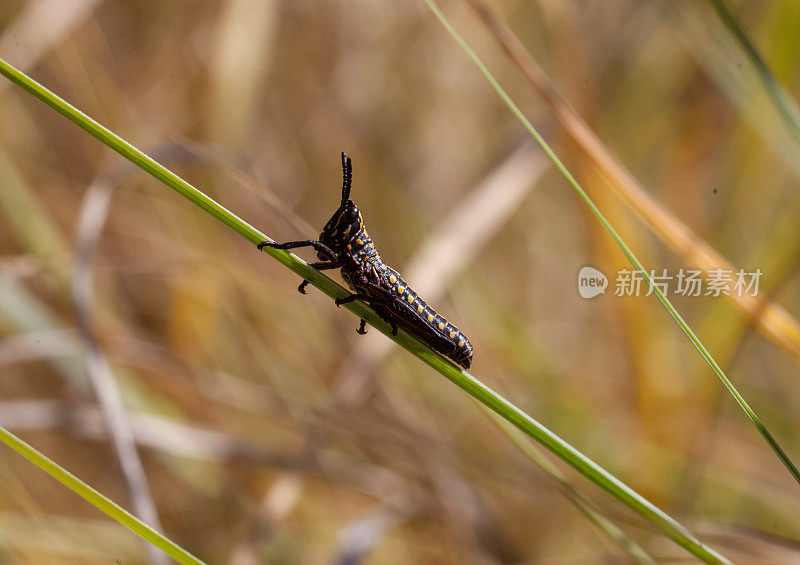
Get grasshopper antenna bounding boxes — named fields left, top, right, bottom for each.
left=341, top=151, right=352, bottom=205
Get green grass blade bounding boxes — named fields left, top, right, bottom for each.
left=708, top=0, right=800, bottom=148
left=0, top=426, right=205, bottom=565
left=0, top=56, right=730, bottom=563
left=0, top=57, right=351, bottom=306
left=420, top=0, right=800, bottom=488
left=424, top=354, right=729, bottom=563
left=482, top=407, right=657, bottom=565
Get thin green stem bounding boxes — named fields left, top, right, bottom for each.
left=421, top=0, right=799, bottom=488
left=482, top=407, right=657, bottom=565
left=0, top=56, right=730, bottom=563
left=0, top=426, right=204, bottom=565
left=708, top=0, right=800, bottom=148
left=419, top=347, right=730, bottom=563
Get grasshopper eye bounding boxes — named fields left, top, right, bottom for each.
left=345, top=203, right=359, bottom=222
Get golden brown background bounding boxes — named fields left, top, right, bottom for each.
left=1, top=0, right=799, bottom=563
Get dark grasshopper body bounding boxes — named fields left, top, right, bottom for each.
left=258, top=152, right=473, bottom=369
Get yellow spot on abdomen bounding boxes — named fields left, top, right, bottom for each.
left=397, top=286, right=405, bottom=294
left=389, top=274, right=397, bottom=283
left=458, top=340, right=465, bottom=347
left=407, top=295, right=414, bottom=303
left=438, top=322, right=444, bottom=330
left=427, top=315, right=434, bottom=322
left=417, top=305, right=424, bottom=313
left=449, top=331, right=456, bottom=338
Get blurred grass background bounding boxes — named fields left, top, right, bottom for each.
left=1, top=0, right=800, bottom=563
